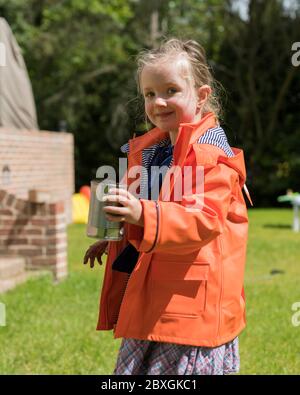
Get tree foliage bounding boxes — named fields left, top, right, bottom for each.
left=218, top=0, right=300, bottom=204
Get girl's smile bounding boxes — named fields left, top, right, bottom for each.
left=156, top=111, right=175, bottom=118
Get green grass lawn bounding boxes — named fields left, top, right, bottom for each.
left=0, top=208, right=300, bottom=374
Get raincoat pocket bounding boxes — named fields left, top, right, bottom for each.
left=150, top=260, right=210, bottom=318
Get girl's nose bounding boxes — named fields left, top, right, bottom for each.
left=155, top=97, right=167, bottom=106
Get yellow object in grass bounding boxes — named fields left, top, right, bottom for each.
left=72, top=193, right=89, bottom=224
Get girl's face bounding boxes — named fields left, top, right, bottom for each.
left=141, top=57, right=202, bottom=133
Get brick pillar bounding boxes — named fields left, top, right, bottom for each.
left=0, top=189, right=68, bottom=282
left=46, top=202, right=68, bottom=281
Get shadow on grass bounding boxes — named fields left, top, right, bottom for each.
left=263, top=224, right=291, bottom=229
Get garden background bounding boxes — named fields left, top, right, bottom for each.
left=0, top=0, right=300, bottom=374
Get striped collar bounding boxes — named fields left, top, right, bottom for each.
left=121, top=125, right=234, bottom=158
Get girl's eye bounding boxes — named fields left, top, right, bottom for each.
left=144, top=92, right=154, bottom=98
left=167, top=88, right=177, bottom=94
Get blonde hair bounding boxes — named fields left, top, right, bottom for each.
left=135, top=37, right=223, bottom=121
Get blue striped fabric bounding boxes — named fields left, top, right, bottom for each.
left=120, top=126, right=233, bottom=198
left=197, top=126, right=235, bottom=157
left=121, top=137, right=173, bottom=199
left=120, top=125, right=234, bottom=161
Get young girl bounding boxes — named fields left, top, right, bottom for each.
left=83, top=38, right=251, bottom=375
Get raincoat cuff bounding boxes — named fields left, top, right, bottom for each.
left=139, top=199, right=158, bottom=252
left=126, top=223, right=143, bottom=241
left=128, top=199, right=157, bottom=252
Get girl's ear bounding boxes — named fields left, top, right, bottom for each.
left=196, top=85, right=212, bottom=109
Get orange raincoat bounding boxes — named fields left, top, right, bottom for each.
left=97, top=112, right=249, bottom=347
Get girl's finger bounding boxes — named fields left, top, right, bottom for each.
left=105, top=213, right=126, bottom=222
left=102, top=205, right=127, bottom=215
left=83, top=251, right=90, bottom=264
left=103, top=194, right=128, bottom=205
left=90, top=256, right=95, bottom=268
left=108, top=188, right=133, bottom=200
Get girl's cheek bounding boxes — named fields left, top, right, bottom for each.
left=167, top=97, right=177, bottom=105
left=145, top=103, right=153, bottom=118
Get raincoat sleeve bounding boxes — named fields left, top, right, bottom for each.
left=127, top=145, right=241, bottom=255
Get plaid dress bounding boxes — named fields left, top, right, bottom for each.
left=113, top=130, right=240, bottom=375
left=113, top=337, right=240, bottom=375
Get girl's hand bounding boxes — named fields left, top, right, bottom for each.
left=102, top=187, right=144, bottom=227
left=83, top=240, right=108, bottom=268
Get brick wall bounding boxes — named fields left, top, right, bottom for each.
left=0, top=189, right=67, bottom=281
left=0, top=128, right=74, bottom=223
